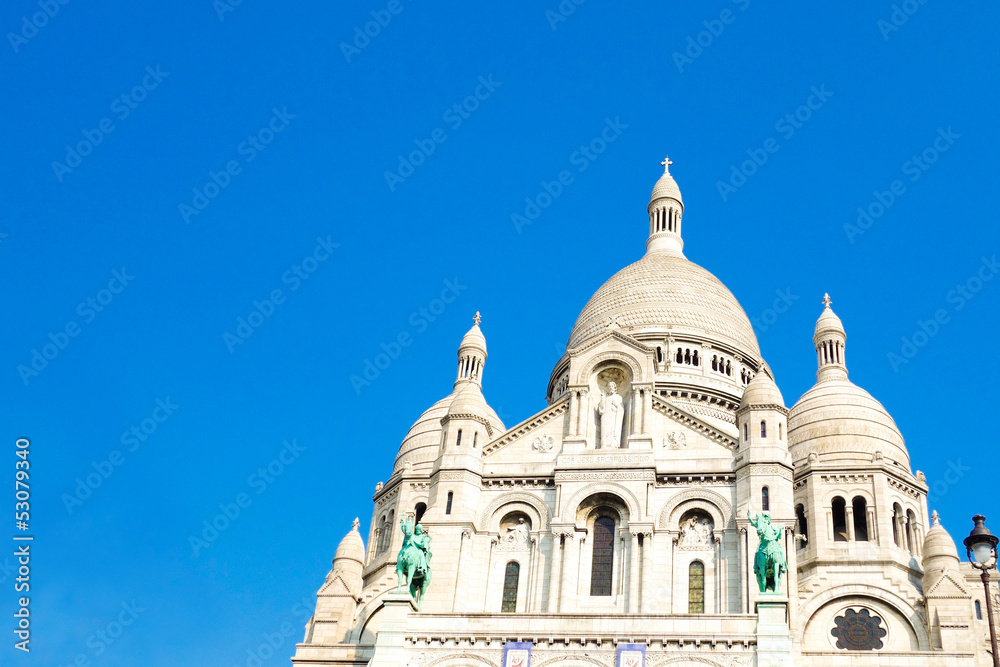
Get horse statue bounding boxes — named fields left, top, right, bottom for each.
left=395, top=518, right=432, bottom=608
left=748, top=511, right=787, bottom=593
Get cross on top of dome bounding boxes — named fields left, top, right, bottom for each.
left=661, top=155, right=673, bottom=174
left=822, top=293, right=832, bottom=308
left=473, top=311, right=482, bottom=326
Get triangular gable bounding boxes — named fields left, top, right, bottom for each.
left=481, top=397, right=569, bottom=458
left=651, top=393, right=738, bottom=450
left=925, top=570, right=971, bottom=598
left=568, top=329, right=655, bottom=358
left=319, top=574, right=356, bottom=597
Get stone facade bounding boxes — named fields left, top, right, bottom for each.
left=291, top=161, right=998, bottom=667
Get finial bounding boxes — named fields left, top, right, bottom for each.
left=660, top=155, right=673, bottom=174
left=352, top=517, right=360, bottom=530
left=931, top=510, right=940, bottom=526
left=473, top=311, right=482, bottom=326
left=822, top=293, right=832, bottom=308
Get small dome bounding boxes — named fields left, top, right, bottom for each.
left=650, top=157, right=683, bottom=204
left=333, top=518, right=365, bottom=565
left=922, top=511, right=960, bottom=565
left=741, top=365, right=784, bottom=407
left=394, top=387, right=505, bottom=474
left=815, top=304, right=845, bottom=340
left=459, top=313, right=487, bottom=355
left=650, top=170, right=683, bottom=204
left=394, top=396, right=452, bottom=473
left=788, top=378, right=908, bottom=467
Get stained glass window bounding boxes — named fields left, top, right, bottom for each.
left=501, top=561, right=520, bottom=612
left=688, top=561, right=705, bottom=613
left=590, top=516, right=615, bottom=596
left=831, top=608, right=887, bottom=650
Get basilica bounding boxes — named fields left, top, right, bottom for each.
left=291, top=161, right=997, bottom=666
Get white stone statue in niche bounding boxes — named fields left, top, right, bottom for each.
left=499, top=517, right=530, bottom=551
left=680, top=516, right=714, bottom=547
left=598, top=381, right=625, bottom=448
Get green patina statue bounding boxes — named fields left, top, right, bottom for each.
left=395, top=518, right=432, bottom=608
left=748, top=511, right=787, bottom=594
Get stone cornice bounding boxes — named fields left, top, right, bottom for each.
left=735, top=402, right=790, bottom=417
left=440, top=412, right=494, bottom=437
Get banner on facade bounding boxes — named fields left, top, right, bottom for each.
left=617, top=643, right=645, bottom=667
left=503, top=641, right=532, bottom=667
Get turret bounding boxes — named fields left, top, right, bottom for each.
left=455, top=311, right=487, bottom=388
left=814, top=293, right=847, bottom=382
left=921, top=512, right=974, bottom=651
left=308, top=519, right=365, bottom=644
left=646, top=156, right=685, bottom=255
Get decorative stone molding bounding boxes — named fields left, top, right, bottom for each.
left=440, top=412, right=495, bottom=437
left=436, top=470, right=481, bottom=484
left=657, top=474, right=733, bottom=486
left=887, top=477, right=921, bottom=500
left=476, top=491, right=551, bottom=532
left=657, top=489, right=734, bottom=529
left=736, top=465, right=792, bottom=481
left=482, top=478, right=555, bottom=489
left=531, top=435, right=555, bottom=452
left=482, top=400, right=568, bottom=456
left=557, top=470, right=655, bottom=482
left=562, top=481, right=642, bottom=524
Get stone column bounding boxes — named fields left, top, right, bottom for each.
left=452, top=529, right=471, bottom=611
left=867, top=506, right=878, bottom=544
left=562, top=531, right=581, bottom=610
left=484, top=536, right=499, bottom=610
left=548, top=531, right=564, bottom=612
left=641, top=531, right=654, bottom=612
left=570, top=391, right=580, bottom=436
left=845, top=506, right=855, bottom=541
left=715, top=536, right=723, bottom=614
left=628, top=529, right=640, bottom=612
left=525, top=536, right=537, bottom=612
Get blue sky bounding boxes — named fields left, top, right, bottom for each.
left=2, top=1, right=998, bottom=664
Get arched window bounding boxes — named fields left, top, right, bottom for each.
left=712, top=355, right=718, bottom=371
left=778, top=423, right=783, bottom=440
left=905, top=509, right=916, bottom=553
left=473, top=432, right=478, bottom=448
left=676, top=348, right=683, bottom=363
left=892, top=503, right=903, bottom=547
left=726, top=360, right=732, bottom=376
left=445, top=492, right=453, bottom=515
left=684, top=349, right=691, bottom=364
left=743, top=424, right=748, bottom=442
left=852, top=497, right=869, bottom=541
left=832, top=497, right=848, bottom=542
left=760, top=420, right=767, bottom=438
left=456, top=429, right=462, bottom=447
left=688, top=561, right=705, bottom=613
left=657, top=347, right=663, bottom=363
left=976, top=600, right=983, bottom=620
left=377, top=514, right=388, bottom=553
left=796, top=504, right=808, bottom=547
left=415, top=503, right=427, bottom=525
left=590, top=516, right=615, bottom=596
left=761, top=486, right=770, bottom=512
left=692, top=350, right=699, bottom=366
left=501, top=561, right=520, bottom=612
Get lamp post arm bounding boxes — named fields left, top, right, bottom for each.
left=981, top=568, right=1000, bottom=667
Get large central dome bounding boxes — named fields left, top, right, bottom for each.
left=567, top=252, right=760, bottom=356
left=566, top=160, right=760, bottom=361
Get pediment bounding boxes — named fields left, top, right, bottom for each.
left=650, top=394, right=738, bottom=450
left=319, top=573, right=356, bottom=597
left=568, top=329, right=655, bottom=358
left=925, top=570, right=970, bottom=599
left=481, top=398, right=569, bottom=459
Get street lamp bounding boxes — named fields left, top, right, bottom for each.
left=964, top=514, right=1000, bottom=667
